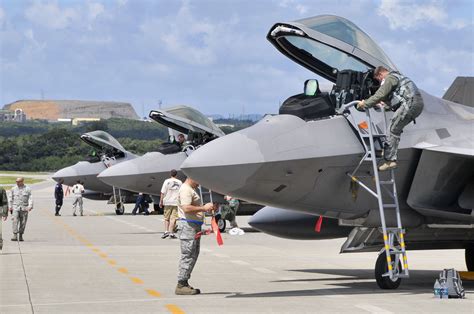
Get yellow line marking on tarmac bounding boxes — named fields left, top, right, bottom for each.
left=42, top=208, right=180, bottom=312
left=145, top=289, right=161, bottom=297
left=130, top=277, right=144, bottom=284
left=166, top=304, right=185, bottom=314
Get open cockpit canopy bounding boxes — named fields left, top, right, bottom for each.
left=267, top=15, right=397, bottom=82
left=149, top=105, right=225, bottom=138
left=80, top=130, right=127, bottom=159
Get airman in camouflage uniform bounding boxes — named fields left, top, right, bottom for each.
left=175, top=178, right=214, bottom=295
left=8, top=178, right=33, bottom=242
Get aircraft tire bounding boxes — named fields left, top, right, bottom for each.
left=375, top=252, right=401, bottom=289
left=217, top=217, right=226, bottom=233
left=466, top=246, right=474, bottom=271
left=115, top=203, right=125, bottom=215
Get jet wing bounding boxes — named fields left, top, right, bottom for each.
left=149, top=105, right=225, bottom=138
left=408, top=132, right=474, bottom=222
left=414, top=142, right=474, bottom=157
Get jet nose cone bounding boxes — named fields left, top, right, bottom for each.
left=52, top=166, right=78, bottom=184
left=181, top=131, right=265, bottom=195
left=98, top=159, right=140, bottom=189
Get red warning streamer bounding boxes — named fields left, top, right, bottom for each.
left=315, top=216, right=323, bottom=233
left=211, top=217, right=224, bottom=246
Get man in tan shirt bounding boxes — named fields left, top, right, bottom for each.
left=175, top=177, right=214, bottom=295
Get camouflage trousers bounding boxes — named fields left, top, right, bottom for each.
left=385, top=98, right=423, bottom=161
left=12, top=210, right=28, bottom=235
left=177, top=221, right=201, bottom=282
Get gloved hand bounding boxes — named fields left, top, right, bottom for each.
left=356, top=100, right=366, bottom=111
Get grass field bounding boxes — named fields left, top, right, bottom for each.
left=0, top=171, right=48, bottom=175
left=0, top=176, right=45, bottom=185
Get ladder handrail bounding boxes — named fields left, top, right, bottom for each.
left=342, top=102, right=409, bottom=281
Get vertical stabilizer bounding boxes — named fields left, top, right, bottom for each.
left=442, top=77, right=474, bottom=107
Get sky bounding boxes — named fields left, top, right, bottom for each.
left=0, top=0, right=473, bottom=117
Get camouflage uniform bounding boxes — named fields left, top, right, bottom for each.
left=176, top=183, right=203, bottom=288
left=0, top=187, right=8, bottom=250
left=9, top=185, right=33, bottom=238
left=365, top=71, right=424, bottom=161
left=177, top=221, right=202, bottom=282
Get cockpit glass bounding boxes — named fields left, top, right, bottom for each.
left=284, top=36, right=370, bottom=72
left=164, top=106, right=222, bottom=135
left=85, top=130, right=125, bottom=152
left=297, top=15, right=396, bottom=69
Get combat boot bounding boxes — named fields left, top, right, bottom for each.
left=19, top=234, right=24, bottom=242
left=11, top=234, right=18, bottom=241
left=175, top=281, right=200, bottom=295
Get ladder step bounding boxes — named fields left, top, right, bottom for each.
left=380, top=181, right=394, bottom=184
left=361, top=134, right=386, bottom=138
left=383, top=204, right=397, bottom=208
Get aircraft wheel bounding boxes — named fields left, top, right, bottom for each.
left=217, top=217, right=226, bottom=233
left=375, top=252, right=401, bottom=289
left=466, top=245, right=474, bottom=271
left=115, top=202, right=125, bottom=215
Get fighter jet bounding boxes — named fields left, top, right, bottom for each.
left=180, top=15, right=474, bottom=289
left=98, top=105, right=226, bottom=201
left=52, top=130, right=139, bottom=214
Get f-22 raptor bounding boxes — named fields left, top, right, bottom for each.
left=181, top=15, right=474, bottom=289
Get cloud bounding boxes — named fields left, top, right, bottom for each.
left=23, top=28, right=46, bottom=50
left=377, top=0, right=469, bottom=30
left=25, top=1, right=80, bottom=30
left=380, top=39, right=473, bottom=95
left=139, top=2, right=224, bottom=66
left=88, top=2, right=105, bottom=20
left=0, top=6, right=5, bottom=24
left=278, top=0, right=308, bottom=15
left=116, top=0, right=128, bottom=7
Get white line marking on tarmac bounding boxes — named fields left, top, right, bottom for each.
left=252, top=267, right=275, bottom=274
left=0, top=294, right=237, bottom=308
left=355, top=304, right=393, bottom=314
left=231, top=260, right=251, bottom=266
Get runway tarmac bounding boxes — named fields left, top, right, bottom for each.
left=1, top=179, right=473, bottom=313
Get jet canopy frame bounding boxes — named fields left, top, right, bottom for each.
left=267, top=15, right=398, bottom=82
left=149, top=105, right=225, bottom=139
left=80, top=130, right=127, bottom=159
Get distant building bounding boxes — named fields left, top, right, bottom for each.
left=0, top=108, right=27, bottom=123
left=3, top=99, right=139, bottom=121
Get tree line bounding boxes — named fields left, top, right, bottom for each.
left=0, top=118, right=255, bottom=172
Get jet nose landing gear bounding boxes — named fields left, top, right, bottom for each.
left=375, top=251, right=402, bottom=289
